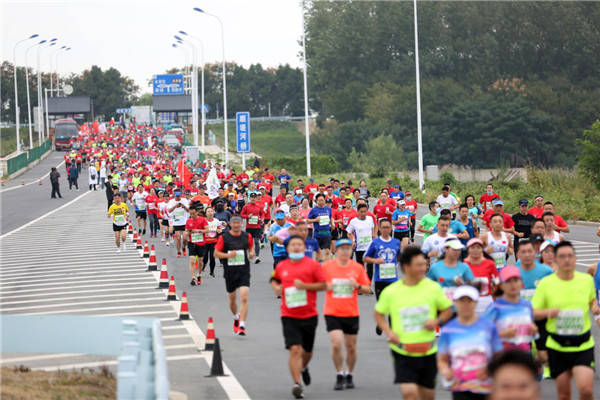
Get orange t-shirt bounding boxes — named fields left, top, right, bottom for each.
left=322, top=259, right=371, bottom=317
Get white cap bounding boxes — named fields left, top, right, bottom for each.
left=453, top=285, right=479, bottom=301
left=444, top=238, right=465, bottom=250
left=540, top=240, right=555, bottom=253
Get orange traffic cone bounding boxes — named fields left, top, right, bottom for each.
left=136, top=236, right=142, bottom=251
left=204, top=317, right=216, bottom=351
left=127, top=224, right=133, bottom=236
left=1, top=180, right=4, bottom=186
left=179, top=292, right=190, bottom=320
left=166, top=276, right=177, bottom=300
left=132, top=231, right=138, bottom=244
left=21, top=179, right=25, bottom=185
left=142, top=240, right=149, bottom=258
left=157, top=259, right=169, bottom=288
left=38, top=178, right=42, bottom=185
left=147, top=246, right=157, bottom=271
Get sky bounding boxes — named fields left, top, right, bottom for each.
left=1, top=0, right=304, bottom=94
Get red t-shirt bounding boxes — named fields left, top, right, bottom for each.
left=554, top=215, right=568, bottom=229
left=274, top=193, right=286, bottom=208
left=479, top=193, right=501, bottom=212
left=240, top=203, right=264, bottom=229
left=304, top=184, right=319, bottom=200
left=337, top=209, right=358, bottom=230
left=257, top=195, right=273, bottom=219
left=373, top=202, right=394, bottom=221
left=528, top=206, right=544, bottom=219
left=272, top=257, right=327, bottom=319
left=322, top=259, right=371, bottom=317
left=466, top=258, right=498, bottom=296
left=262, top=173, right=275, bottom=183
left=145, top=195, right=158, bottom=215
left=483, top=209, right=515, bottom=229
left=331, top=196, right=345, bottom=211
left=405, top=200, right=418, bottom=220
left=185, top=216, right=208, bottom=245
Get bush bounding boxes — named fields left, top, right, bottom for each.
left=262, top=155, right=338, bottom=176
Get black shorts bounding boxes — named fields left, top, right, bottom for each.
left=316, top=235, right=331, bottom=250
left=547, top=347, right=595, bottom=379
left=393, top=230, right=410, bottom=240
left=136, top=211, right=147, bottom=219
left=331, top=228, right=341, bottom=241
left=188, top=242, right=206, bottom=258
left=224, top=267, right=250, bottom=293
left=391, top=351, right=437, bottom=389
left=247, top=227, right=262, bottom=239
left=162, top=219, right=169, bottom=227
left=324, top=316, right=359, bottom=335
left=375, top=280, right=393, bottom=300
left=534, top=319, right=548, bottom=351
left=281, top=316, right=318, bottom=353
left=113, top=224, right=127, bottom=232
left=173, top=225, right=185, bottom=232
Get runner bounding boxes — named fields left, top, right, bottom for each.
left=404, top=191, right=418, bottom=244
left=203, top=206, right=222, bottom=278
left=528, top=195, right=545, bottom=218
left=427, top=238, right=475, bottom=301
left=487, top=350, right=541, bottom=400
left=214, top=216, right=255, bottom=336
left=465, top=194, right=483, bottom=232
left=512, top=199, right=535, bottom=253
left=306, top=193, right=334, bottom=262
left=373, top=191, right=394, bottom=222
left=268, top=209, right=289, bottom=269
left=478, top=183, right=500, bottom=212
left=346, top=203, right=376, bottom=280
left=417, top=201, right=440, bottom=240
left=482, top=200, right=516, bottom=234
left=532, top=241, right=599, bottom=400
left=542, top=202, right=570, bottom=234
left=421, top=216, right=457, bottom=264
left=464, top=238, right=498, bottom=315
left=270, top=236, right=327, bottom=399
left=392, top=200, right=411, bottom=248
left=167, top=190, right=190, bottom=257
left=145, top=187, right=159, bottom=238
left=240, top=192, right=265, bottom=264
left=364, top=218, right=401, bottom=335
left=374, top=246, right=453, bottom=400
left=541, top=212, right=565, bottom=244
left=186, top=205, right=208, bottom=286
left=438, top=285, right=503, bottom=400
left=334, top=198, right=357, bottom=239
left=481, top=213, right=514, bottom=271
left=107, top=193, right=129, bottom=252
left=436, top=186, right=459, bottom=218
left=322, top=238, right=372, bottom=390
left=456, top=204, right=477, bottom=256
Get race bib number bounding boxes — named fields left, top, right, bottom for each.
left=379, top=263, right=397, bottom=280
left=208, top=225, right=217, bottom=237
left=440, top=202, right=450, bottom=209
left=285, top=287, right=307, bottom=308
left=342, top=217, right=349, bottom=226
left=249, top=216, right=258, bottom=225
left=264, top=203, right=268, bottom=212
left=493, top=255, right=506, bottom=268
left=319, top=215, right=330, bottom=226
left=115, top=214, right=126, bottom=224
left=191, top=233, right=203, bottom=243
left=555, top=309, right=584, bottom=335
left=520, top=289, right=536, bottom=302
left=229, top=250, right=245, bottom=266
left=310, top=188, right=317, bottom=193
left=147, top=203, right=155, bottom=210
left=358, top=235, right=371, bottom=246
left=399, top=305, right=430, bottom=333
left=332, top=279, right=353, bottom=298
left=485, top=201, right=492, bottom=210
left=499, top=315, right=534, bottom=345
left=174, top=209, right=185, bottom=219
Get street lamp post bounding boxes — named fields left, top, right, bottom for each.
left=171, top=44, right=190, bottom=92
left=174, top=35, right=198, bottom=149
left=24, top=40, right=45, bottom=149
left=179, top=31, right=206, bottom=153
left=13, top=34, right=38, bottom=153
left=37, top=38, right=57, bottom=143
left=193, top=7, right=228, bottom=166
left=55, top=47, right=71, bottom=96
left=413, top=0, right=424, bottom=191
left=50, top=46, right=66, bottom=97
left=301, top=1, right=311, bottom=176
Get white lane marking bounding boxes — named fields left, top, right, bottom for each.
left=0, top=190, right=91, bottom=238
left=0, top=297, right=165, bottom=312
left=0, top=286, right=162, bottom=299
left=164, top=344, right=200, bottom=350
left=0, top=279, right=157, bottom=294
left=0, top=272, right=152, bottom=284
left=0, top=252, right=142, bottom=263
left=32, top=354, right=207, bottom=371
left=0, top=353, right=80, bottom=364
left=162, top=334, right=194, bottom=340
left=0, top=159, right=65, bottom=193
left=0, top=265, right=148, bottom=276
left=0, top=276, right=156, bottom=290
left=0, top=270, right=150, bottom=282
left=0, top=291, right=165, bottom=305
left=17, top=303, right=173, bottom=316
left=161, top=325, right=187, bottom=331
left=94, top=310, right=175, bottom=317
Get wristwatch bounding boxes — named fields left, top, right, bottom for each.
left=357, top=284, right=362, bottom=291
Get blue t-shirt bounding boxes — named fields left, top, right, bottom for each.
left=392, top=209, right=411, bottom=232
left=515, top=260, right=553, bottom=302
left=427, top=260, right=475, bottom=287
left=307, top=206, right=332, bottom=237
left=305, top=237, right=320, bottom=259
left=390, top=190, right=404, bottom=201
left=458, top=218, right=476, bottom=246
left=594, top=262, right=600, bottom=300
left=365, top=237, right=401, bottom=282
left=438, top=317, right=503, bottom=394
left=433, top=220, right=466, bottom=236
left=293, top=194, right=304, bottom=204
left=268, top=223, right=287, bottom=258
left=482, top=297, right=535, bottom=349
left=278, top=174, right=291, bottom=189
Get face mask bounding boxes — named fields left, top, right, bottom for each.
left=435, top=207, right=441, bottom=214
left=487, top=191, right=493, bottom=195
left=289, top=252, right=304, bottom=260
left=216, top=204, right=224, bottom=212
left=406, top=196, right=411, bottom=201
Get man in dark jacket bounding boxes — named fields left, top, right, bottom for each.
left=68, top=164, right=79, bottom=190
left=50, top=167, right=62, bottom=199
left=105, top=175, right=115, bottom=210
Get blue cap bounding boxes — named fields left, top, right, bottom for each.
left=493, top=199, right=504, bottom=206
left=309, top=177, right=314, bottom=182
left=275, top=211, right=285, bottom=219
left=335, top=238, right=353, bottom=247
left=174, top=191, right=181, bottom=196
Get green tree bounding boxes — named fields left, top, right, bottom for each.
left=348, top=135, right=407, bottom=177
left=577, top=121, right=600, bottom=189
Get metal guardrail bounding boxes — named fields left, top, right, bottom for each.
left=4, top=139, right=52, bottom=175
left=0, top=315, right=169, bottom=400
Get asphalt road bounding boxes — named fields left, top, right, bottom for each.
left=1, top=153, right=600, bottom=399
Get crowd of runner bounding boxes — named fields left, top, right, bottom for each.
left=57, top=121, right=600, bottom=400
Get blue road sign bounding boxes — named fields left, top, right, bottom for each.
left=116, top=108, right=132, bottom=114
left=153, top=74, right=184, bottom=95
left=236, top=112, right=251, bottom=153
left=203, top=104, right=209, bottom=113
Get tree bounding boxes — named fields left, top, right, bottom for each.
left=347, top=135, right=407, bottom=177
left=577, top=121, right=600, bottom=189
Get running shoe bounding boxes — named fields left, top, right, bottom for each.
left=182, top=250, right=187, bottom=256
left=345, top=374, right=354, bottom=389
left=238, top=326, right=246, bottom=336
left=255, top=258, right=260, bottom=264
left=291, top=383, right=304, bottom=399
left=301, top=368, right=311, bottom=386
left=233, top=318, right=240, bottom=334
left=190, top=279, right=196, bottom=286
left=176, top=252, right=181, bottom=258
left=334, top=374, right=345, bottom=391
left=116, top=247, right=121, bottom=253
left=196, top=275, right=202, bottom=286
left=161, top=237, right=165, bottom=242
left=376, top=326, right=382, bottom=336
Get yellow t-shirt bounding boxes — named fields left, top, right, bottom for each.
left=108, top=203, right=129, bottom=226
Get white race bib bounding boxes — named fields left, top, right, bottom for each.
left=285, top=287, right=307, bottom=308
left=191, top=233, right=203, bottom=243
left=331, top=279, right=353, bottom=298
left=379, top=263, right=397, bottom=280
left=319, top=215, right=330, bottom=226
left=520, top=289, right=536, bottom=302
left=229, top=250, right=245, bottom=266
left=555, top=309, right=584, bottom=336
left=115, top=214, right=126, bottom=224
left=399, top=305, right=430, bottom=333
left=249, top=216, right=258, bottom=225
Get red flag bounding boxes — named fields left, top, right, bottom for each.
left=177, top=159, right=192, bottom=186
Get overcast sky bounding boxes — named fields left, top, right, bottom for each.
left=1, top=0, right=304, bottom=94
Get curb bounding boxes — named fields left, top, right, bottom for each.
left=2, top=149, right=53, bottom=181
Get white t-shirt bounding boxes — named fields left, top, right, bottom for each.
left=132, top=192, right=148, bottom=212
left=421, top=233, right=457, bottom=263
left=436, top=194, right=458, bottom=211
left=167, top=198, right=190, bottom=226
left=346, top=217, right=375, bottom=251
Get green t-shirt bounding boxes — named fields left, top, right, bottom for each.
left=132, top=177, right=141, bottom=188
left=419, top=214, right=440, bottom=239
left=375, top=278, right=452, bottom=356
left=531, top=271, right=595, bottom=352
left=164, top=175, right=172, bottom=184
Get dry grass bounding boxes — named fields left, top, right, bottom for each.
left=0, top=365, right=116, bottom=400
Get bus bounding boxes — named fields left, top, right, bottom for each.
left=54, top=119, right=79, bottom=150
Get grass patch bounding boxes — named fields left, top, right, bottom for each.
left=0, top=127, right=42, bottom=157
left=0, top=365, right=116, bottom=399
